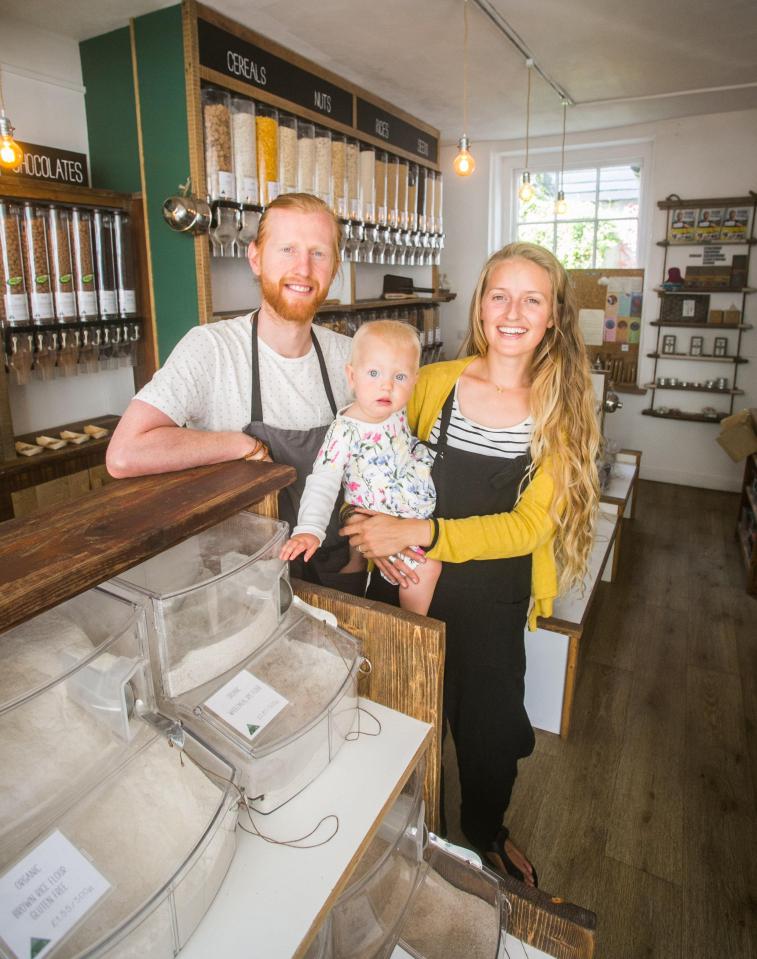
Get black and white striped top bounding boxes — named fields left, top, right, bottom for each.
left=427, top=384, right=532, bottom=460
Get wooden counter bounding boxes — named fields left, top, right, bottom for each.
left=0, top=459, right=295, bottom=632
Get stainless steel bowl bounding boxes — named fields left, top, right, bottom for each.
left=162, top=194, right=212, bottom=234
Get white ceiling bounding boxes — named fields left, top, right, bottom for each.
left=3, top=0, right=757, bottom=142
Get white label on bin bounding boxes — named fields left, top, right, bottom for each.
left=118, top=289, right=137, bottom=315
left=242, top=176, right=258, bottom=203
left=682, top=299, right=696, bottom=318
left=30, top=291, right=53, bottom=319
left=267, top=181, right=280, bottom=201
left=54, top=291, right=76, bottom=317
left=204, top=669, right=288, bottom=740
left=76, top=291, right=98, bottom=316
left=98, top=290, right=118, bottom=316
left=3, top=293, right=29, bottom=322
left=218, top=171, right=234, bottom=198
left=0, top=830, right=110, bottom=959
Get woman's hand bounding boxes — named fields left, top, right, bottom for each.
left=339, top=510, right=433, bottom=588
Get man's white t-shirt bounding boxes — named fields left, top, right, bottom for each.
left=136, top=313, right=353, bottom=432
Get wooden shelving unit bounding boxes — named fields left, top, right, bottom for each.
left=646, top=192, right=756, bottom=422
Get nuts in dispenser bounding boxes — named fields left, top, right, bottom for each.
left=0, top=201, right=30, bottom=325
left=21, top=203, right=55, bottom=322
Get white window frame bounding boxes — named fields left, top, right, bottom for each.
left=489, top=137, right=655, bottom=268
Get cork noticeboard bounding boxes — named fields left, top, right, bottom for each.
left=569, top=269, right=644, bottom=387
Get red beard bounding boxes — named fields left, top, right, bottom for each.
left=261, top=274, right=328, bottom=325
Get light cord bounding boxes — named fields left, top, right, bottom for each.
left=524, top=60, right=532, bottom=170
left=463, top=0, right=469, bottom=135
left=559, top=100, right=567, bottom=192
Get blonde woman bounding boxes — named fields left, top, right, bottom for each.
left=342, top=242, right=600, bottom=886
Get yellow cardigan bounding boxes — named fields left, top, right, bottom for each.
left=407, top=357, right=557, bottom=629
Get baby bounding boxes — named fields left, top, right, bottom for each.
left=280, top=319, right=440, bottom=615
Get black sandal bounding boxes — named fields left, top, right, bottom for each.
left=485, top=827, right=539, bottom=887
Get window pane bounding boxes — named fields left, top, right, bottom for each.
left=517, top=222, right=555, bottom=251
left=556, top=221, right=595, bottom=268
left=562, top=167, right=597, bottom=218
left=598, top=165, right=640, bottom=218
left=517, top=171, right=558, bottom=222
left=596, top=218, right=639, bottom=267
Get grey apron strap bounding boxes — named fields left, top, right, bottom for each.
left=250, top=310, right=337, bottom=423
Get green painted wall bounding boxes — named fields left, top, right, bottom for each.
left=80, top=28, right=141, bottom=193
left=132, top=4, right=200, bottom=361
left=82, top=5, right=200, bottom=363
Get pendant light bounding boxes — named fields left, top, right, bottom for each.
left=453, top=0, right=476, bottom=177
left=555, top=100, right=568, bottom=215
left=517, top=59, right=534, bottom=202
left=0, top=69, right=23, bottom=171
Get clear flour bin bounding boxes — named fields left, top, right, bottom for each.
left=183, top=602, right=363, bottom=814
left=0, top=590, right=240, bottom=959
left=103, top=513, right=289, bottom=701
left=393, top=835, right=507, bottom=959
left=323, top=759, right=426, bottom=959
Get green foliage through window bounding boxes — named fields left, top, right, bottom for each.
left=515, top=165, right=640, bottom=268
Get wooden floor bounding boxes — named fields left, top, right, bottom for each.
left=443, top=479, right=757, bottom=958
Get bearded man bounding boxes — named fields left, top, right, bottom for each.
left=107, top=193, right=356, bottom=588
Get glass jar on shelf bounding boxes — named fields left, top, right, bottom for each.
left=297, top=121, right=315, bottom=194
left=48, top=205, right=77, bottom=321
left=417, top=165, right=428, bottom=234
left=434, top=170, right=444, bottom=235
left=69, top=208, right=98, bottom=319
left=407, top=163, right=418, bottom=232
left=0, top=201, right=30, bottom=325
left=386, top=154, right=399, bottom=229
left=397, top=157, right=409, bottom=230
left=113, top=212, right=137, bottom=317
left=202, top=87, right=234, bottom=201
left=375, top=150, right=388, bottom=227
left=278, top=113, right=298, bottom=196
left=314, top=125, right=332, bottom=206
left=331, top=132, right=347, bottom=218
left=255, top=104, right=279, bottom=206
left=345, top=137, right=360, bottom=221
left=359, top=143, right=376, bottom=225
left=93, top=209, right=118, bottom=318
left=426, top=170, right=437, bottom=235
left=21, top=203, right=55, bottom=323
left=230, top=96, right=257, bottom=205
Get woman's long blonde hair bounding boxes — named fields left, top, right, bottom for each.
left=463, top=242, right=601, bottom=594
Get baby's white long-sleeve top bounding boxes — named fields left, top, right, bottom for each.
left=293, top=407, right=436, bottom=544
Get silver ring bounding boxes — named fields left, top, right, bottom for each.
left=357, top=545, right=364, bottom=554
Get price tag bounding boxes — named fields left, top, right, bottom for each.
left=682, top=299, right=696, bottom=318
left=204, top=669, right=288, bottom=740
left=0, top=830, right=111, bottom=959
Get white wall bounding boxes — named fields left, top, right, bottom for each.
left=1, top=18, right=136, bottom=434
left=439, top=108, right=757, bottom=491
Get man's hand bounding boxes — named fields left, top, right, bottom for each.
left=280, top=532, right=321, bottom=563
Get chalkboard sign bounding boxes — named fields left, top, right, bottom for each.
left=198, top=18, right=353, bottom=126
left=356, top=98, right=438, bottom=164
left=0, top=142, right=89, bottom=186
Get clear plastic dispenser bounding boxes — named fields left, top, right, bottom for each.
left=394, top=835, right=506, bottom=959
left=103, top=513, right=289, bottom=702
left=0, top=589, right=239, bottom=959
left=322, top=760, right=426, bottom=959
left=187, top=600, right=362, bottom=814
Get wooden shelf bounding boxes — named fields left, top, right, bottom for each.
left=657, top=194, right=757, bottom=210
left=657, top=238, right=756, bottom=247
left=0, top=459, right=296, bottom=633
left=647, top=352, right=747, bottom=364
left=1, top=415, right=120, bottom=477
left=641, top=409, right=726, bottom=424
left=0, top=175, right=133, bottom=210
left=654, top=286, right=755, bottom=295
left=320, top=294, right=456, bottom=313
left=643, top=383, right=744, bottom=396
left=612, top=383, right=647, bottom=395
left=650, top=320, right=750, bottom=330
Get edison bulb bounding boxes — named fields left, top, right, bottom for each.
left=453, top=135, right=476, bottom=177
left=0, top=136, right=23, bottom=169
left=518, top=171, right=534, bottom=203
left=555, top=190, right=568, bottom=215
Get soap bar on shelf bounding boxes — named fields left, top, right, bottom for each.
left=83, top=424, right=110, bottom=440
left=60, top=430, right=91, bottom=445
left=15, top=441, right=43, bottom=457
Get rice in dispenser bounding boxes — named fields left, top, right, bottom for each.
left=185, top=600, right=363, bottom=814
left=346, top=137, right=360, bottom=222
left=359, top=143, right=376, bottom=225
left=278, top=113, right=298, bottom=196
left=0, top=589, right=239, bottom=959
left=102, top=512, right=289, bottom=702
left=297, top=121, right=316, bottom=194
left=331, top=133, right=347, bottom=218
left=230, top=96, right=258, bottom=205
left=314, top=126, right=332, bottom=207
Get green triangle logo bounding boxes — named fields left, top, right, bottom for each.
left=246, top=723, right=260, bottom=736
left=31, top=938, right=51, bottom=958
